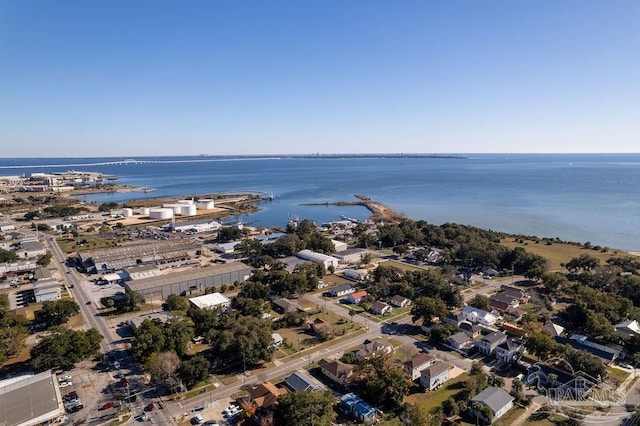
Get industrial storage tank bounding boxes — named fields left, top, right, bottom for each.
left=177, top=199, right=194, bottom=205
left=180, top=205, right=197, bottom=216
left=149, top=208, right=174, bottom=219
left=163, top=204, right=182, bottom=214
left=122, top=208, right=133, bottom=217
left=197, top=199, right=215, bottom=209
left=139, top=207, right=150, bottom=216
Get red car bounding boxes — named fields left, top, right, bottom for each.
left=100, top=402, right=114, bottom=411
left=146, top=403, right=155, bottom=411
left=120, top=378, right=129, bottom=387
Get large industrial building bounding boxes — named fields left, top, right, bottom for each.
left=297, top=249, right=340, bottom=269
left=0, top=370, right=65, bottom=426
left=123, top=262, right=251, bottom=301
left=77, top=239, right=204, bottom=273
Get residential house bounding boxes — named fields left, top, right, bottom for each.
left=329, top=283, right=355, bottom=297
left=346, top=290, right=368, bottom=305
left=615, top=320, right=640, bottom=339
left=311, top=318, right=333, bottom=335
left=444, top=310, right=464, bottom=327
left=403, top=352, right=436, bottom=381
left=445, top=332, right=473, bottom=352
left=543, top=322, right=565, bottom=337
left=504, top=306, right=525, bottom=321
left=461, top=306, right=498, bottom=326
left=500, top=285, right=530, bottom=303
left=246, top=381, right=287, bottom=409
left=495, top=338, right=525, bottom=363
left=272, top=298, right=299, bottom=314
left=469, top=387, right=514, bottom=424
left=476, top=331, right=507, bottom=356
left=356, top=338, right=394, bottom=361
left=272, top=333, right=284, bottom=348
left=489, top=293, right=520, bottom=313
left=318, top=358, right=354, bottom=386
left=420, top=361, right=450, bottom=390
left=282, top=371, right=320, bottom=392
left=459, top=321, right=482, bottom=338
left=340, top=393, right=378, bottom=424
left=389, top=295, right=411, bottom=308
left=371, top=301, right=392, bottom=315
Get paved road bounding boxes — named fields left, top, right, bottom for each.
left=46, top=238, right=172, bottom=425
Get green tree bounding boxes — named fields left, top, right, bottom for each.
left=468, top=295, right=490, bottom=312
left=30, top=327, right=103, bottom=371
left=208, top=314, right=275, bottom=366
left=274, top=390, right=335, bottom=426
left=0, top=248, right=18, bottom=263
left=402, top=404, right=432, bottom=425
left=39, top=299, right=80, bottom=327
left=36, top=253, right=53, bottom=266
left=179, top=354, right=211, bottom=389
left=114, top=289, right=145, bottom=313
left=350, top=355, right=411, bottom=411
left=163, top=294, right=189, bottom=312
left=130, top=319, right=166, bottom=362
left=525, top=331, right=557, bottom=360
left=411, top=297, right=447, bottom=323
left=566, top=254, right=600, bottom=272
left=541, top=272, right=569, bottom=294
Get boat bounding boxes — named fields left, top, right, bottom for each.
left=143, top=188, right=156, bottom=193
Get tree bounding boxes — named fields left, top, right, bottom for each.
left=525, top=331, right=557, bottom=360
left=402, top=404, right=431, bottom=425
left=274, top=390, right=335, bottom=426
left=429, top=324, right=459, bottom=344
left=36, top=253, right=52, bottom=266
left=179, top=354, right=211, bottom=389
left=541, top=272, right=569, bottom=294
left=39, top=299, right=80, bottom=327
left=145, top=351, right=181, bottom=386
left=130, top=319, right=166, bottom=362
left=468, top=295, right=490, bottom=312
left=511, top=378, right=525, bottom=402
left=30, top=327, right=102, bottom=371
left=163, top=294, right=189, bottom=312
left=350, top=355, right=411, bottom=411
left=566, top=254, right=600, bottom=272
left=411, top=297, right=447, bottom=323
left=114, top=289, right=145, bottom=313
left=208, top=314, right=275, bottom=366
left=0, top=248, right=18, bottom=263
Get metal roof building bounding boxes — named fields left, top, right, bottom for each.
left=123, top=262, right=251, bottom=300
left=189, top=292, right=231, bottom=310
left=0, top=370, right=65, bottom=426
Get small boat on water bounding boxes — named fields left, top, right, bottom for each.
left=143, top=188, right=156, bottom=193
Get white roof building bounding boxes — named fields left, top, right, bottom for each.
left=461, top=306, right=498, bottom=326
left=0, top=370, right=65, bottom=426
left=297, top=249, right=340, bottom=269
left=189, top=292, right=231, bottom=310
left=32, top=279, right=60, bottom=303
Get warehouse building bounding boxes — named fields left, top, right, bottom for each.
left=297, top=249, right=340, bottom=270
left=123, top=262, right=251, bottom=301
left=32, top=279, right=60, bottom=303
left=0, top=370, right=65, bottom=426
left=77, top=239, right=204, bottom=273
left=189, top=292, right=231, bottom=310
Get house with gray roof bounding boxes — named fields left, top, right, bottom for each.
left=282, top=371, right=320, bottom=392
left=420, top=361, right=450, bottom=390
left=469, top=386, right=514, bottom=423
left=329, top=283, right=355, bottom=297
left=476, top=331, right=507, bottom=356
left=444, top=332, right=473, bottom=352
left=495, top=338, right=525, bottom=363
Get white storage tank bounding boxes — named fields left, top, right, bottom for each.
left=177, top=199, right=194, bottom=205
left=139, top=207, right=150, bottom=216
left=163, top=203, right=182, bottom=215
left=197, top=199, right=215, bottom=209
left=149, top=208, right=174, bottom=219
left=180, top=204, right=197, bottom=216
left=122, top=208, right=133, bottom=217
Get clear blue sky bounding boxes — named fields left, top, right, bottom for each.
left=1, top=1, right=638, bottom=156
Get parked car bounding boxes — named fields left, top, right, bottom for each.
left=191, top=415, right=204, bottom=424
left=100, top=402, right=114, bottom=411
left=146, top=403, right=155, bottom=411
left=59, top=381, right=73, bottom=388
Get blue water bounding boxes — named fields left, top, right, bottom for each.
left=1, top=154, right=639, bottom=251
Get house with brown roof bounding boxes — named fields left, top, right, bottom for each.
left=246, top=381, right=287, bottom=409
left=403, top=352, right=436, bottom=381
left=311, top=317, right=333, bottom=335
left=318, top=358, right=354, bottom=386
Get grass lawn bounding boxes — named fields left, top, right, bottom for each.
left=501, top=238, right=622, bottom=271
left=404, top=373, right=470, bottom=414
left=57, top=234, right=116, bottom=253
left=606, top=366, right=630, bottom=386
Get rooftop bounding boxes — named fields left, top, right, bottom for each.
left=0, top=370, right=63, bottom=426
left=471, top=386, right=514, bottom=414
left=125, top=263, right=250, bottom=291
left=189, top=292, right=230, bottom=309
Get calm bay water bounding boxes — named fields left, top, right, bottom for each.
left=1, top=154, right=639, bottom=251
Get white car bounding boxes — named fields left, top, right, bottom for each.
left=59, top=381, right=73, bottom=388
left=59, top=375, right=72, bottom=382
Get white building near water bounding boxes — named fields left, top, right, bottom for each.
left=189, top=292, right=231, bottom=310
left=297, top=249, right=340, bottom=270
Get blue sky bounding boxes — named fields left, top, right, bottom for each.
left=1, top=1, right=638, bottom=156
